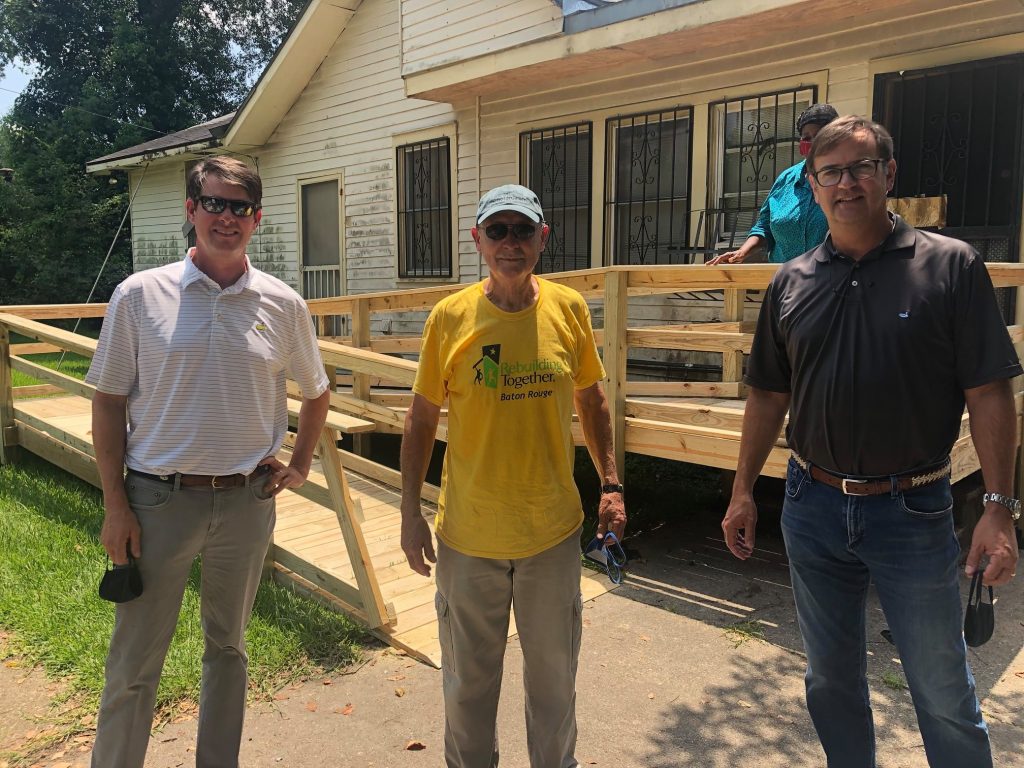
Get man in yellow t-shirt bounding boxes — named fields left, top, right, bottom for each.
left=401, top=184, right=626, bottom=768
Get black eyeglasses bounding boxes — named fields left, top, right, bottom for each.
left=197, top=195, right=261, bottom=217
left=483, top=222, right=537, bottom=242
left=811, top=158, right=885, bottom=187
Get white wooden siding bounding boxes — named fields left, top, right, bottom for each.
left=401, top=0, right=561, bottom=75
left=253, top=0, right=461, bottom=305
left=128, top=164, right=187, bottom=270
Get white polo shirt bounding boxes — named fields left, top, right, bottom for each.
left=86, top=253, right=331, bottom=476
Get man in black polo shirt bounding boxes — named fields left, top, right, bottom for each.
left=721, top=115, right=1020, bottom=768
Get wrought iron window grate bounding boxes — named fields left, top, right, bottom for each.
left=605, top=106, right=693, bottom=265
left=874, top=54, right=1024, bottom=322
left=708, top=86, right=817, bottom=245
left=520, top=122, right=592, bottom=273
left=397, top=137, right=452, bottom=278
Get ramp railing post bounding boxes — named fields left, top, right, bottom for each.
left=603, top=270, right=628, bottom=479
left=0, top=322, right=17, bottom=464
left=351, top=297, right=372, bottom=457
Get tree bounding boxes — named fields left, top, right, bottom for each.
left=0, top=0, right=305, bottom=305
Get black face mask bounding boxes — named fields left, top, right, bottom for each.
left=98, top=550, right=143, bottom=603
left=963, top=571, right=994, bottom=648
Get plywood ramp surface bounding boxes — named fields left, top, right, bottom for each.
left=272, top=469, right=615, bottom=667
left=13, top=395, right=615, bottom=668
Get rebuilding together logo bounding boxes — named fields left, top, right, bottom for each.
left=472, top=344, right=560, bottom=401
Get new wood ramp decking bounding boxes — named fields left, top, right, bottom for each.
left=12, top=393, right=615, bottom=667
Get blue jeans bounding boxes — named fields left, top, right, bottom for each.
left=781, top=458, right=990, bottom=768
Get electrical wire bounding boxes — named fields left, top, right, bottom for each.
left=56, top=162, right=150, bottom=370
left=0, top=84, right=169, bottom=137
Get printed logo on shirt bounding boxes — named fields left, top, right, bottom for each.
left=471, top=344, right=564, bottom=402
left=473, top=344, right=501, bottom=388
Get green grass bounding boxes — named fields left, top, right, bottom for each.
left=881, top=670, right=908, bottom=691
left=0, top=453, right=371, bottom=735
left=9, top=329, right=94, bottom=389
left=724, top=620, right=767, bottom=648
left=10, top=351, right=92, bottom=388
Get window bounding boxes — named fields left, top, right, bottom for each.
left=874, top=54, right=1024, bottom=321
left=708, top=87, right=816, bottom=245
left=520, top=123, right=592, bottom=273
left=605, top=107, right=693, bottom=265
left=397, top=137, right=452, bottom=278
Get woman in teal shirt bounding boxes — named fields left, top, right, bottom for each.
left=708, top=104, right=838, bottom=265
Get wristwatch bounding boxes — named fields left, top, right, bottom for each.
left=983, top=492, right=1021, bottom=521
left=601, top=483, right=625, bottom=495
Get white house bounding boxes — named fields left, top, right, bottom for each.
left=87, top=0, right=1024, bottom=347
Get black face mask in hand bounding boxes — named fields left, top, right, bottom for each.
left=963, top=570, right=994, bottom=648
left=98, top=547, right=143, bottom=603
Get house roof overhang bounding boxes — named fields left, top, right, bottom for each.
left=85, top=113, right=233, bottom=173
left=403, top=0, right=998, bottom=103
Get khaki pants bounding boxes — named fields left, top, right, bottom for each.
left=91, top=473, right=275, bottom=768
left=435, top=529, right=583, bottom=768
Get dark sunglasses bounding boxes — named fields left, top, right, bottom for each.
left=483, top=222, right=537, bottom=241
left=197, top=195, right=261, bottom=217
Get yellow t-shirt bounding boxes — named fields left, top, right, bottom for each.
left=413, top=278, right=606, bottom=558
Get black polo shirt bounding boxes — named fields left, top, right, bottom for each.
left=746, top=215, right=1022, bottom=476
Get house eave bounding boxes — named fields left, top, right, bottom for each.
left=85, top=140, right=222, bottom=174
left=403, top=0, right=978, bottom=103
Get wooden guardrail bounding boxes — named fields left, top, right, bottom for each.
left=0, top=311, right=409, bottom=629
left=5, top=262, right=1024, bottom=486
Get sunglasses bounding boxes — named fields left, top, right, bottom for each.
left=196, top=195, right=261, bottom=217
left=483, top=222, right=537, bottom=241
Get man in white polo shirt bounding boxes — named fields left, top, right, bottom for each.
left=86, top=156, right=331, bottom=768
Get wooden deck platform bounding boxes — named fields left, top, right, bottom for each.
left=12, top=394, right=614, bottom=667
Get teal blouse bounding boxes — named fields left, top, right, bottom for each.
left=748, top=160, right=829, bottom=263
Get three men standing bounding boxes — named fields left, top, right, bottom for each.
left=400, top=184, right=626, bottom=768
left=723, top=116, right=1020, bottom=767
left=88, top=156, right=331, bottom=767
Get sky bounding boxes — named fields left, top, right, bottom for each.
left=0, top=60, right=34, bottom=117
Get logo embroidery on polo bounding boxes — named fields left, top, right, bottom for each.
left=898, top=311, right=910, bottom=319
left=255, top=322, right=268, bottom=331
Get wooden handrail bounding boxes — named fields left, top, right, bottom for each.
left=0, top=313, right=99, bottom=357
left=0, top=303, right=108, bottom=320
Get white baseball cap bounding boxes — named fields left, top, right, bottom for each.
left=476, top=184, right=545, bottom=224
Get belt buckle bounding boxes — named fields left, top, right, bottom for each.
left=841, top=478, right=868, bottom=495
left=211, top=475, right=224, bottom=489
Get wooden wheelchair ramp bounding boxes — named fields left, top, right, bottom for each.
left=11, top=392, right=614, bottom=667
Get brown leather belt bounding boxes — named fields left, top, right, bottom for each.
left=128, top=469, right=252, bottom=489
left=792, top=454, right=951, bottom=496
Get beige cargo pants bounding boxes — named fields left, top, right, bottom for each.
left=435, top=528, right=583, bottom=768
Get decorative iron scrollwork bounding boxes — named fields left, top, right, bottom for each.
left=922, top=112, right=967, bottom=189
left=739, top=120, right=777, bottom=187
